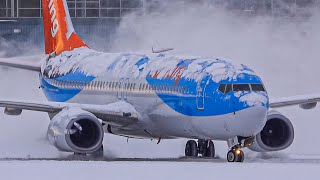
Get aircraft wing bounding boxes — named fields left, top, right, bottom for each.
left=0, top=99, right=139, bottom=126
left=270, top=94, right=320, bottom=109
left=0, top=56, right=42, bottom=72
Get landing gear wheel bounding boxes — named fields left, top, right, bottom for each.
left=198, top=139, right=208, bottom=156
left=227, top=150, right=236, bottom=162
left=238, top=150, right=244, bottom=162
left=185, top=140, right=198, bottom=157
left=205, top=141, right=215, bottom=158
left=227, top=149, right=244, bottom=162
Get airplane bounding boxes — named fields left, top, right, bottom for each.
left=0, top=0, right=319, bottom=163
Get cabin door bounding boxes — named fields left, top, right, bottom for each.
left=117, top=78, right=124, bottom=100
left=196, top=76, right=210, bottom=110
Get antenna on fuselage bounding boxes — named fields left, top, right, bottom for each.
left=152, top=47, right=174, bottom=54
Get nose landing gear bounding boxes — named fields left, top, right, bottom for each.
left=226, top=136, right=254, bottom=163
left=185, top=139, right=215, bottom=158
left=227, top=148, right=244, bottom=162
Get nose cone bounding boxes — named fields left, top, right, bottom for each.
left=235, top=106, right=268, bottom=137
left=231, top=90, right=269, bottom=137
left=237, top=106, right=268, bottom=137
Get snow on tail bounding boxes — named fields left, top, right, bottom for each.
left=42, top=0, right=87, bottom=55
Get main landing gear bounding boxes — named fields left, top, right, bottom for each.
left=185, top=139, right=215, bottom=158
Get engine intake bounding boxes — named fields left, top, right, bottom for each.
left=47, top=107, right=104, bottom=154
left=249, top=110, right=294, bottom=152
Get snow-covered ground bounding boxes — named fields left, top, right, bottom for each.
left=1, top=160, right=320, bottom=180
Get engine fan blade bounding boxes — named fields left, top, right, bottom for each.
left=69, top=122, right=83, bottom=135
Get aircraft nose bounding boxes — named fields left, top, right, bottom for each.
left=227, top=106, right=268, bottom=138
left=240, top=106, right=268, bottom=136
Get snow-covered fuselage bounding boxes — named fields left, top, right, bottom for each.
left=40, top=48, right=269, bottom=141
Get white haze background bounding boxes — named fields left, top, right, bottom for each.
left=0, top=1, right=320, bottom=162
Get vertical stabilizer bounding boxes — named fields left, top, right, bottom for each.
left=42, top=0, right=87, bottom=55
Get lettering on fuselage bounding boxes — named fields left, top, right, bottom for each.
left=149, top=66, right=187, bottom=85
left=48, top=0, right=59, bottom=38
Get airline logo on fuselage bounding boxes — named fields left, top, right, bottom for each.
left=150, top=66, right=187, bottom=85
left=48, top=0, right=59, bottom=38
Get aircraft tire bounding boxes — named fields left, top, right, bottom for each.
left=185, top=140, right=198, bottom=157
left=205, top=140, right=215, bottom=158
left=227, top=148, right=244, bottom=162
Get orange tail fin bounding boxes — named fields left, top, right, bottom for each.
left=42, top=0, right=87, bottom=55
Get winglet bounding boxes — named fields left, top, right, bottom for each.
left=42, top=0, right=87, bottom=55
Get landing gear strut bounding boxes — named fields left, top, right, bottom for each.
left=185, top=139, right=215, bottom=158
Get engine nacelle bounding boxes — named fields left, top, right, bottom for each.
left=47, top=107, right=104, bottom=154
left=249, top=110, right=294, bottom=152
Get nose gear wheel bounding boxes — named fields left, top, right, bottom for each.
left=227, top=148, right=244, bottom=162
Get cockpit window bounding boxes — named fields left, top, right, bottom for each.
left=218, top=84, right=226, bottom=93
left=232, top=84, right=250, bottom=91
left=251, top=84, right=265, bottom=91
left=218, top=83, right=266, bottom=94
left=225, top=84, right=232, bottom=94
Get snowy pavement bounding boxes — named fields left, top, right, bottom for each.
left=0, top=159, right=319, bottom=180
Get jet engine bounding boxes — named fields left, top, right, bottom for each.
left=249, top=110, right=294, bottom=152
left=47, top=107, right=104, bottom=154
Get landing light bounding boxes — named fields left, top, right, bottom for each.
left=236, top=149, right=241, bottom=155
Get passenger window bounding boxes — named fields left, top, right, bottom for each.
left=251, top=84, right=265, bottom=91
left=91, top=82, right=95, bottom=89
left=218, top=84, right=226, bottom=93
left=111, top=82, right=114, bottom=90
left=148, top=84, right=151, bottom=92
left=97, top=81, right=100, bottom=89
left=101, top=82, right=104, bottom=90
left=233, top=84, right=250, bottom=91
left=105, top=82, right=109, bottom=90
left=225, top=84, right=232, bottom=93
